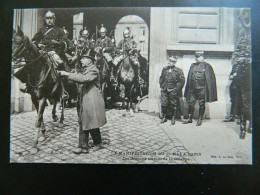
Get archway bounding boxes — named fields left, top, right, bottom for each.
left=115, top=15, right=149, bottom=59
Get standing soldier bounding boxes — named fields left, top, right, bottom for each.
left=235, top=56, right=251, bottom=139
left=19, top=10, right=70, bottom=93
left=113, top=27, right=144, bottom=84
left=159, top=56, right=185, bottom=125
left=223, top=54, right=241, bottom=122
left=183, top=51, right=217, bottom=126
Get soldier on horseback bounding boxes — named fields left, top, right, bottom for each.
left=80, top=27, right=95, bottom=50
left=95, top=24, right=116, bottom=82
left=113, top=27, right=144, bottom=84
left=19, top=10, right=70, bottom=97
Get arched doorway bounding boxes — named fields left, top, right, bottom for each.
left=115, top=15, right=149, bottom=59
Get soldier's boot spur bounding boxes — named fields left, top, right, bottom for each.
left=196, top=118, right=202, bottom=126
left=160, top=116, right=167, bottom=123
left=183, top=114, right=193, bottom=124
left=223, top=115, right=235, bottom=122
left=171, top=106, right=177, bottom=125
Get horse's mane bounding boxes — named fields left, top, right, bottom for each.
left=24, top=35, right=39, bottom=55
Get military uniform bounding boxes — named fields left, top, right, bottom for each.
left=160, top=64, right=185, bottom=124
left=32, top=25, right=70, bottom=71
left=184, top=52, right=217, bottom=126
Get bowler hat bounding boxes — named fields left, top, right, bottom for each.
left=80, top=48, right=96, bottom=62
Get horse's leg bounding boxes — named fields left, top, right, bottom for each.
left=52, top=99, right=58, bottom=122
left=31, top=97, right=46, bottom=154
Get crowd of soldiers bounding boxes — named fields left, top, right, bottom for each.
left=19, top=10, right=144, bottom=103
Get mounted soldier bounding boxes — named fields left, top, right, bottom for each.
left=18, top=10, right=70, bottom=96
left=113, top=27, right=144, bottom=84
left=95, top=24, right=116, bottom=81
left=80, top=27, right=94, bottom=50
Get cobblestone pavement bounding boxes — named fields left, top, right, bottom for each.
left=10, top=106, right=252, bottom=164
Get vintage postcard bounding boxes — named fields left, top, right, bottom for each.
left=10, top=7, right=252, bottom=164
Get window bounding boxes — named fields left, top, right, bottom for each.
left=177, top=8, right=220, bottom=44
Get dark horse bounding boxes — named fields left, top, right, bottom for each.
left=96, top=51, right=119, bottom=108
left=117, top=51, right=149, bottom=113
left=12, top=27, right=64, bottom=154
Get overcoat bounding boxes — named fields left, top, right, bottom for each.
left=184, top=62, right=218, bottom=103
left=68, top=64, right=107, bottom=131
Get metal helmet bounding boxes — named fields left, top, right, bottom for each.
left=45, top=10, right=55, bottom=19
left=100, top=24, right=107, bottom=33
left=123, top=27, right=131, bottom=37
left=81, top=27, right=89, bottom=38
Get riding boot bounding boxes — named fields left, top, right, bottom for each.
left=196, top=104, right=205, bottom=126
left=239, top=116, right=246, bottom=139
left=183, top=105, right=194, bottom=124
left=160, top=106, right=167, bottom=123
left=171, top=105, right=177, bottom=125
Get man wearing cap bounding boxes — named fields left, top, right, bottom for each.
left=59, top=48, right=107, bottom=154
left=19, top=10, right=70, bottom=93
left=159, top=56, right=185, bottom=125
left=223, top=56, right=241, bottom=122
left=183, top=51, right=217, bottom=126
left=113, top=27, right=144, bottom=84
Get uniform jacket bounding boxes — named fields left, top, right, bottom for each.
left=32, top=26, right=69, bottom=52
left=68, top=64, right=107, bottom=131
left=95, top=36, right=114, bottom=53
left=159, top=65, right=185, bottom=97
left=184, top=62, right=218, bottom=102
left=116, top=37, right=137, bottom=54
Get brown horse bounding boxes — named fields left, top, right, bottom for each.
left=12, top=26, right=64, bottom=154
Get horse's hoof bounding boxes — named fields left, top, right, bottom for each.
left=38, top=136, right=45, bottom=142
left=58, top=123, right=64, bottom=128
left=30, top=148, right=38, bottom=155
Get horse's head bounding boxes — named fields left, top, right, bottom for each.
left=12, top=26, right=27, bottom=61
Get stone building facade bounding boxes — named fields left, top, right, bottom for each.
left=11, top=8, right=250, bottom=119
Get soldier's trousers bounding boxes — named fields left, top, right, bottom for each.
left=237, top=81, right=251, bottom=121
left=186, top=88, right=205, bottom=106
left=229, top=81, right=240, bottom=116
left=161, top=90, right=179, bottom=107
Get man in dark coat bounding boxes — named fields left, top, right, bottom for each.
left=183, top=51, right=217, bottom=126
left=235, top=56, right=251, bottom=139
left=159, top=56, right=185, bottom=125
left=223, top=59, right=241, bottom=122
left=59, top=48, right=107, bottom=154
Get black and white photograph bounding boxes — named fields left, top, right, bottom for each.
left=10, top=7, right=252, bottom=164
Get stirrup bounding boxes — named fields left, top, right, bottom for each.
left=62, top=90, right=69, bottom=100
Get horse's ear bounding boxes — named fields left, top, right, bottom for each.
left=17, top=25, right=24, bottom=36
left=13, top=29, right=16, bottom=35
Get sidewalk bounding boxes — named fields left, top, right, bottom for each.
left=10, top=106, right=252, bottom=164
